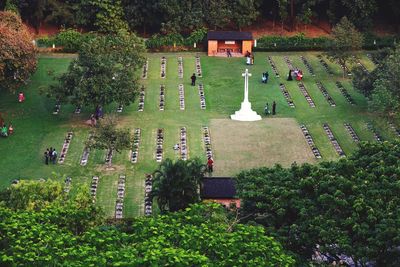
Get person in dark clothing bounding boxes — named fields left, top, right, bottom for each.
left=227, top=49, right=232, bottom=57
left=191, top=73, right=196, bottom=86
left=44, top=149, right=49, bottom=165
left=287, top=69, right=293, bottom=81
left=272, top=101, right=276, bottom=115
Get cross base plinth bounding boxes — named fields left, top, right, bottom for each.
left=230, top=101, right=262, bottom=121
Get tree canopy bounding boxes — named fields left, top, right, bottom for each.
left=0, top=11, right=36, bottom=93
left=0, top=180, right=294, bottom=266
left=236, top=140, right=400, bottom=266
left=151, top=158, right=206, bottom=213
left=44, top=31, right=145, bottom=109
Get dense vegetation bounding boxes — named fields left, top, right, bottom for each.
left=0, top=181, right=293, bottom=266
left=2, top=0, right=400, bottom=34
left=236, top=140, right=400, bottom=266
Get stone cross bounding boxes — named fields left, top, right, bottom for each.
left=242, top=69, right=252, bottom=102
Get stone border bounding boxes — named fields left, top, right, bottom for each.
left=138, top=85, right=145, bottom=111
left=335, top=81, right=355, bottom=105
left=198, top=83, right=206, bottom=110
left=298, top=82, right=316, bottom=107
left=58, top=131, right=73, bottom=164
left=299, top=124, right=322, bottom=159
left=144, top=174, right=153, bottom=216
left=323, top=123, right=345, bottom=157
left=131, top=128, right=141, bottom=163
left=160, top=56, right=166, bottom=78
left=159, top=84, right=165, bottom=111
left=180, top=127, right=188, bottom=160
left=344, top=123, right=360, bottom=142
left=267, top=56, right=279, bottom=77
left=195, top=55, right=202, bottom=77
left=203, top=126, right=213, bottom=158
left=300, top=56, right=315, bottom=76
left=115, top=174, right=126, bottom=219
left=316, top=81, right=336, bottom=107
left=178, top=57, right=183, bottom=79
left=279, top=83, right=295, bottom=108
left=155, top=128, right=164, bottom=162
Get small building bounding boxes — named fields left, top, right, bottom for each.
left=207, top=31, right=253, bottom=57
left=201, top=177, right=240, bottom=208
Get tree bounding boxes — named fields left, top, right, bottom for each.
left=151, top=158, right=206, bottom=213
left=236, top=141, right=400, bottom=266
left=45, top=31, right=145, bottom=110
left=86, top=115, right=131, bottom=167
left=326, top=17, right=363, bottom=77
left=0, top=199, right=294, bottom=266
left=0, top=11, right=37, bottom=93
left=230, top=0, right=260, bottom=31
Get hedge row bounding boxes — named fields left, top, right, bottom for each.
left=36, top=29, right=97, bottom=53
left=254, top=33, right=399, bottom=51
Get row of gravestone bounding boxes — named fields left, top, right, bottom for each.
left=159, top=84, right=165, bottom=111
left=156, top=128, right=164, bottom=162
left=198, top=84, right=206, bottom=109
left=366, top=122, right=383, bottom=142
left=160, top=56, right=166, bottom=78
left=131, top=128, right=141, bottom=163
left=195, top=56, right=202, bottom=77
left=335, top=81, right=355, bottom=105
left=144, top=175, right=153, bottom=216
left=344, top=123, right=360, bottom=142
left=138, top=85, right=145, bottom=111
left=300, top=56, right=315, bottom=76
left=178, top=84, right=185, bottom=110
left=142, top=59, right=149, bottom=79
left=158, top=56, right=202, bottom=79
left=180, top=127, right=188, bottom=160
left=267, top=56, right=280, bottom=77
left=316, top=81, right=336, bottom=107
left=115, top=174, right=126, bottom=219
left=59, top=132, right=73, bottom=164
left=90, top=176, right=100, bottom=201
left=323, top=123, right=346, bottom=157
left=279, top=83, right=295, bottom=108
left=298, top=82, right=316, bottom=107
left=317, top=55, right=334, bottom=75
left=300, top=124, right=322, bottom=159
left=203, top=126, right=213, bottom=159
left=178, top=57, right=183, bottom=79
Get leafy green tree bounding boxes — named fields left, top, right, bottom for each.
left=326, top=17, right=363, bottom=77
left=86, top=115, right=131, bottom=167
left=0, top=11, right=37, bottom=93
left=352, top=66, right=377, bottom=97
left=44, top=31, right=145, bottom=110
left=230, top=0, right=260, bottom=31
left=151, top=158, right=206, bottom=213
left=236, top=141, right=400, bottom=266
left=122, top=0, right=162, bottom=34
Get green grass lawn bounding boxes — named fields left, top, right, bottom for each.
left=0, top=51, right=398, bottom=218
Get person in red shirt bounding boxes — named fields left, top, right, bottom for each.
left=18, top=92, right=25, bottom=103
left=207, top=156, right=214, bottom=173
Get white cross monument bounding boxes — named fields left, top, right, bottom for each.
left=230, top=69, right=262, bottom=121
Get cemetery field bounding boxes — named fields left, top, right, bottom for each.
left=0, top=51, right=399, bottom=217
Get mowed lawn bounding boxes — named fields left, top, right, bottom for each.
left=0, top=51, right=399, bottom=217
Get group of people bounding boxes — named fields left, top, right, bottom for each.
left=44, top=148, right=57, bottom=165
left=1, top=123, right=13, bottom=137
left=287, top=69, right=303, bottom=81
left=245, top=51, right=255, bottom=65
left=261, top=71, right=269, bottom=83
left=264, top=101, right=277, bottom=115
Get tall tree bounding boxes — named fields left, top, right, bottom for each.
left=151, top=158, right=206, bottom=213
left=44, top=31, right=145, bottom=110
left=86, top=115, right=131, bottom=167
left=0, top=11, right=36, bottom=93
left=230, top=0, right=259, bottom=31
left=326, top=17, right=363, bottom=77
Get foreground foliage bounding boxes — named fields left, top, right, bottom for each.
left=0, top=181, right=294, bottom=266
left=236, top=141, right=400, bottom=266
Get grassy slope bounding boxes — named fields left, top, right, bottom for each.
left=0, top=51, right=398, bottom=217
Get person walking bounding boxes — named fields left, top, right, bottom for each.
left=52, top=149, right=57, bottom=164
left=191, top=73, right=197, bottom=86
left=207, top=156, right=214, bottom=174
left=272, top=101, right=277, bottom=115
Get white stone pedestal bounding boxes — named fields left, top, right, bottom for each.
left=231, top=100, right=261, bottom=121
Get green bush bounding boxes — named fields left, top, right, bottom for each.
left=36, top=30, right=97, bottom=52
left=145, top=29, right=207, bottom=49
